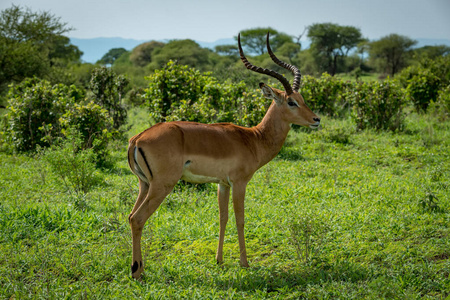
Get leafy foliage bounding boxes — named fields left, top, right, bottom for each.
left=308, top=23, right=363, bottom=75
left=148, top=40, right=213, bottom=71
left=2, top=77, right=114, bottom=160
left=428, top=84, right=450, bottom=120
left=406, top=68, right=441, bottom=112
left=129, top=41, right=164, bottom=67
left=369, top=34, right=417, bottom=76
left=59, top=101, right=113, bottom=163
left=300, top=73, right=349, bottom=117
left=0, top=5, right=81, bottom=94
left=89, top=67, right=129, bottom=130
left=97, top=47, right=128, bottom=65
left=144, top=61, right=269, bottom=126
left=398, top=55, right=450, bottom=112
left=2, top=78, right=83, bottom=151
left=346, top=79, right=405, bottom=131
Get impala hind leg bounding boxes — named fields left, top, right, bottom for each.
left=129, top=182, right=175, bottom=279
left=216, top=183, right=230, bottom=264
left=128, top=179, right=149, bottom=222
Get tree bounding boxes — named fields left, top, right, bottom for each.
left=369, top=34, right=417, bottom=76
left=413, top=45, right=450, bottom=60
left=237, top=27, right=293, bottom=55
left=214, top=44, right=238, bottom=56
left=98, top=48, right=128, bottom=65
left=129, top=41, right=164, bottom=67
left=0, top=5, right=81, bottom=93
left=308, top=23, right=363, bottom=75
left=149, top=39, right=212, bottom=70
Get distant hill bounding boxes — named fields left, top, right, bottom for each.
left=70, top=37, right=450, bottom=64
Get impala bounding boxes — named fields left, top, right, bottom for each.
left=127, top=33, right=320, bottom=278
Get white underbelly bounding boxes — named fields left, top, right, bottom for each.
left=181, top=169, right=220, bottom=184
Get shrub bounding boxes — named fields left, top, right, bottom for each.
left=2, top=78, right=115, bottom=160
left=406, top=69, right=440, bottom=112
left=144, top=61, right=214, bottom=122
left=347, top=79, right=405, bottom=131
left=398, top=56, right=450, bottom=112
left=428, top=85, right=450, bottom=121
left=144, top=61, right=269, bottom=127
left=89, top=67, right=129, bottom=130
left=59, top=101, right=113, bottom=163
left=300, top=73, right=349, bottom=117
left=2, top=78, right=84, bottom=152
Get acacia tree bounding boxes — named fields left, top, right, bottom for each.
left=236, top=27, right=293, bottom=55
left=369, top=34, right=417, bottom=76
left=308, top=23, right=363, bottom=75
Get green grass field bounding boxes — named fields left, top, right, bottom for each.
left=1, top=111, right=449, bottom=299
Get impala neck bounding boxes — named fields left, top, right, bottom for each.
left=254, top=101, right=291, bottom=167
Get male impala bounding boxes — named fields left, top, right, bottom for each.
left=127, top=33, right=320, bottom=278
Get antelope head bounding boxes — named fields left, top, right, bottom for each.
left=238, top=32, right=320, bottom=129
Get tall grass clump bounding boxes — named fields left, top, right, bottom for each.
left=287, top=211, right=331, bottom=264
left=40, top=129, right=101, bottom=197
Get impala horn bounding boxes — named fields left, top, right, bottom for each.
left=238, top=33, right=294, bottom=95
left=265, top=32, right=302, bottom=92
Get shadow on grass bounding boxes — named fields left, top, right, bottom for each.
left=276, top=146, right=305, bottom=161
left=209, top=260, right=371, bottom=294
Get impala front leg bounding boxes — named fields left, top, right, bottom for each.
left=232, top=181, right=249, bottom=267
left=216, top=183, right=230, bottom=264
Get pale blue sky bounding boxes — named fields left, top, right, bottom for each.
left=1, top=0, right=449, bottom=42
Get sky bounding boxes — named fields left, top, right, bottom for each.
left=1, top=0, right=449, bottom=42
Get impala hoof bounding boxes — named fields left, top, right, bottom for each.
left=131, top=261, right=143, bottom=279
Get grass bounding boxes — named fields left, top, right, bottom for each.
left=0, top=110, right=449, bottom=299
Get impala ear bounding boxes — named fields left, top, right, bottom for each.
left=259, top=83, right=283, bottom=105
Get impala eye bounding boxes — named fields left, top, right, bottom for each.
left=288, top=101, right=298, bottom=107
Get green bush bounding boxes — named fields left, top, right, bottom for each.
left=59, top=101, right=113, bottom=163
left=428, top=85, right=450, bottom=121
left=406, top=69, right=440, bottom=112
left=398, top=56, right=450, bottom=112
left=2, top=78, right=84, bottom=152
left=89, top=67, right=129, bottom=130
left=347, top=79, right=405, bottom=131
left=2, top=78, right=115, bottom=159
left=300, top=73, right=349, bottom=117
left=144, top=61, right=269, bottom=127
left=144, top=61, right=215, bottom=122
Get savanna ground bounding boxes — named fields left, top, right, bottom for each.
left=0, top=108, right=449, bottom=299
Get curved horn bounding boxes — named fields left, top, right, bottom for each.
left=266, top=32, right=302, bottom=92
left=238, top=33, right=293, bottom=95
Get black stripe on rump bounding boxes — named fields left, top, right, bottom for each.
left=138, top=147, right=153, bottom=178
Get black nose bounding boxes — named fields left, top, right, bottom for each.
left=313, top=117, right=321, bottom=122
